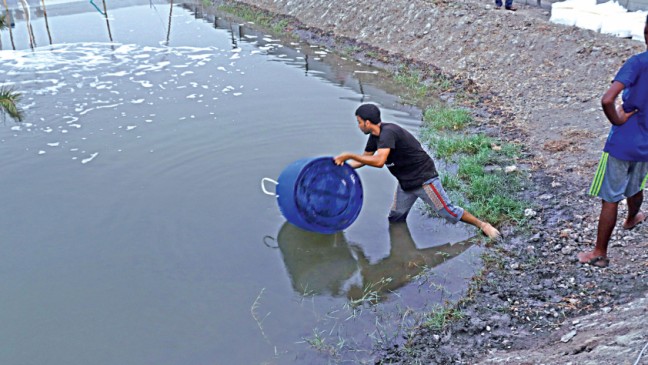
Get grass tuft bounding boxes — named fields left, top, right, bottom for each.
left=422, top=306, right=464, bottom=330
left=423, top=105, right=472, bottom=131
left=218, top=4, right=289, bottom=33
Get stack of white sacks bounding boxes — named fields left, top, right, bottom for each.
left=550, top=0, right=647, bottom=42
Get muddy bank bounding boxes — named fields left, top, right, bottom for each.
left=216, top=0, right=648, bottom=363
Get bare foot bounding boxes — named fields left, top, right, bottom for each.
left=480, top=222, right=501, bottom=240
left=577, top=251, right=609, bottom=267
left=623, top=211, right=645, bottom=230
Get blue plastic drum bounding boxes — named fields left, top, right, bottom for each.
left=268, top=157, right=363, bottom=234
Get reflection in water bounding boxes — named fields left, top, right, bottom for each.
left=274, top=222, right=473, bottom=302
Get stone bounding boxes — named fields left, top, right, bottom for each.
left=561, top=330, right=577, bottom=343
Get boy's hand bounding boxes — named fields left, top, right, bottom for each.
left=617, top=104, right=638, bottom=124
left=334, top=154, right=350, bottom=166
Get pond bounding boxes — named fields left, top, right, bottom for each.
left=0, top=1, right=482, bottom=363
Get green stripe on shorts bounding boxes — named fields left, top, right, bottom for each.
left=589, top=152, right=609, bottom=196
left=641, top=171, right=648, bottom=191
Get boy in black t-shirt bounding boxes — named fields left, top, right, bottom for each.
left=334, top=104, right=500, bottom=239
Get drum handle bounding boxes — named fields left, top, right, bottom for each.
left=262, top=235, right=279, bottom=249
left=261, top=177, right=278, bottom=196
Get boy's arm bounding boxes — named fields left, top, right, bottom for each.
left=601, top=81, right=637, bottom=126
left=334, top=148, right=390, bottom=168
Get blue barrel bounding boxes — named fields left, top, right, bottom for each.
left=275, top=157, right=363, bottom=234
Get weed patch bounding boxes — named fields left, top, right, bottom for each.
left=423, top=105, right=472, bottom=131
left=422, top=306, right=464, bottom=330
left=421, top=125, right=527, bottom=226
left=218, top=3, right=289, bottom=33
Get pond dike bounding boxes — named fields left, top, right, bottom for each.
left=223, top=0, right=648, bottom=363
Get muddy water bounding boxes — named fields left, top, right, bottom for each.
left=0, top=1, right=481, bottom=364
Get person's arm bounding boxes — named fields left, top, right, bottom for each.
left=601, top=81, right=636, bottom=126
left=341, top=150, right=374, bottom=169
left=334, top=148, right=390, bottom=168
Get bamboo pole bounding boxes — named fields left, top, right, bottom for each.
left=166, top=0, right=173, bottom=45
left=18, top=0, right=35, bottom=49
left=40, top=0, right=52, bottom=44
left=2, top=0, right=15, bottom=50
left=102, top=0, right=112, bottom=42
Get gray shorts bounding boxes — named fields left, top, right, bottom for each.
left=589, top=152, right=648, bottom=203
left=388, top=177, right=464, bottom=223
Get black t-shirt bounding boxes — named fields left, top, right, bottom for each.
left=365, top=122, right=438, bottom=191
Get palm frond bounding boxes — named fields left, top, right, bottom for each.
left=0, top=87, right=24, bottom=122
left=0, top=13, right=7, bottom=31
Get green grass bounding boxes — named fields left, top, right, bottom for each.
left=365, top=50, right=380, bottom=59
left=422, top=134, right=493, bottom=159
left=429, top=75, right=453, bottom=91
left=217, top=4, right=289, bottom=33
left=422, top=306, right=464, bottom=330
left=420, top=124, right=526, bottom=226
left=394, top=67, right=428, bottom=100
left=423, top=105, right=472, bottom=131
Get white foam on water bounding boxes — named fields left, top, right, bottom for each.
left=96, top=103, right=121, bottom=110
left=1, top=42, right=251, bottom=164
left=81, top=152, right=99, bottom=164
left=78, top=108, right=96, bottom=115
left=132, top=80, right=153, bottom=88
left=104, top=71, right=129, bottom=77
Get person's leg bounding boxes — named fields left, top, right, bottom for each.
left=579, top=153, right=629, bottom=267
left=388, top=185, right=417, bottom=223
left=621, top=161, right=648, bottom=229
left=416, top=177, right=500, bottom=239
left=577, top=200, right=618, bottom=266
left=459, top=210, right=501, bottom=239
left=495, top=0, right=503, bottom=8
left=623, top=190, right=645, bottom=229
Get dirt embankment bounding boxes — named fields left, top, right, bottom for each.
left=222, top=0, right=648, bottom=363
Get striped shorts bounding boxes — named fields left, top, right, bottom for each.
left=589, top=152, right=648, bottom=203
left=388, top=177, right=464, bottom=223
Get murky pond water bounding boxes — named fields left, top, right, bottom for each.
left=0, top=1, right=482, bottom=363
